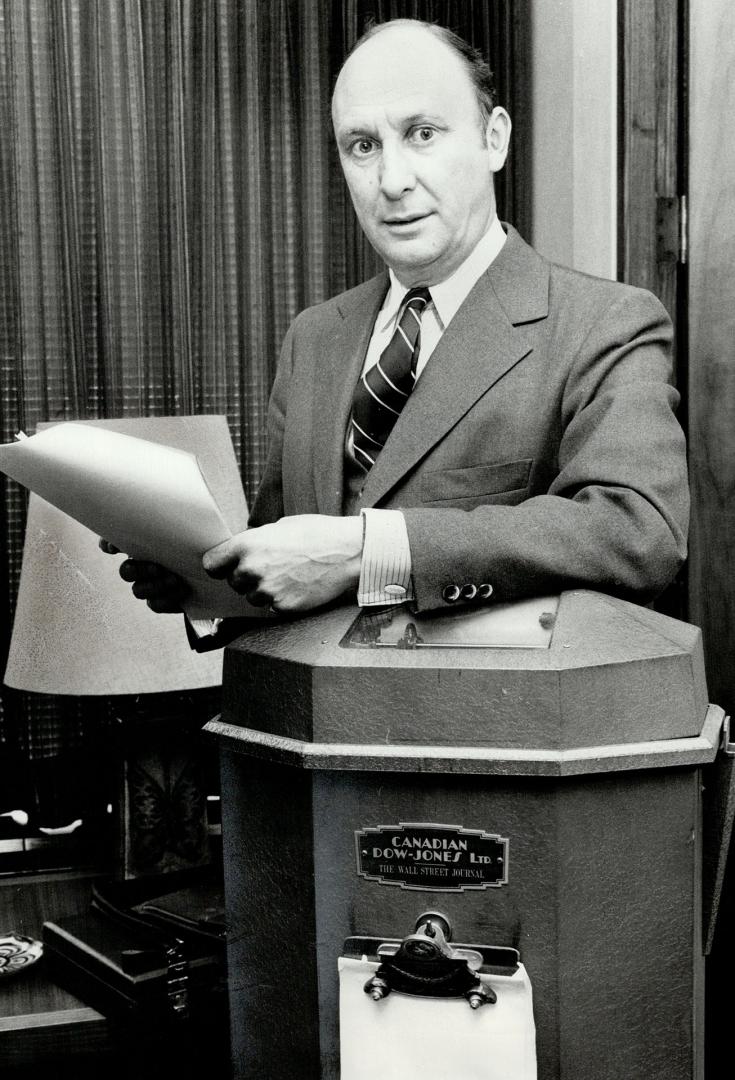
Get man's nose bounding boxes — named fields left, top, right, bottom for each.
left=378, top=144, right=416, bottom=199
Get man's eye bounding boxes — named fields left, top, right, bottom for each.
left=352, top=138, right=376, bottom=156
left=412, top=127, right=435, bottom=143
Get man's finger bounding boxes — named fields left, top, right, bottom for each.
left=203, top=562, right=229, bottom=580
left=202, top=538, right=243, bottom=578
left=226, top=568, right=259, bottom=595
left=119, top=559, right=156, bottom=583
left=131, top=576, right=181, bottom=601
left=146, top=597, right=184, bottom=614
left=245, top=589, right=271, bottom=607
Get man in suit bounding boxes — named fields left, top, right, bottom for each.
left=118, top=18, right=688, bottom=627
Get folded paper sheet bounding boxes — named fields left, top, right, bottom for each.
left=0, top=421, right=251, bottom=620
left=339, top=956, right=537, bottom=1080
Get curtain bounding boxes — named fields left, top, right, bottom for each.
left=0, top=0, right=522, bottom=818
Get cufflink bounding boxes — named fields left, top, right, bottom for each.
left=461, top=583, right=477, bottom=601
left=442, top=584, right=461, bottom=603
left=478, top=583, right=494, bottom=600
left=384, top=584, right=407, bottom=598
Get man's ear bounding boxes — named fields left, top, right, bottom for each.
left=485, top=107, right=512, bottom=173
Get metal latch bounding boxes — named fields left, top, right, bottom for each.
left=345, top=912, right=518, bottom=1010
left=165, top=940, right=190, bottom=1018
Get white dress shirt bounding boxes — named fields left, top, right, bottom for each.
left=357, top=216, right=507, bottom=606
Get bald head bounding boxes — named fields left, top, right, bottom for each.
left=335, top=19, right=498, bottom=134
left=331, top=20, right=511, bottom=286
left=333, top=23, right=483, bottom=143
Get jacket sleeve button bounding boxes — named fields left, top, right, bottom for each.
left=478, top=583, right=494, bottom=600
left=461, top=583, right=478, bottom=600
left=442, top=584, right=461, bottom=603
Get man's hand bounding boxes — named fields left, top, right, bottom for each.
left=98, top=539, right=189, bottom=613
left=203, top=515, right=363, bottom=613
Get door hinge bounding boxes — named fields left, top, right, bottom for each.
left=657, top=194, right=687, bottom=266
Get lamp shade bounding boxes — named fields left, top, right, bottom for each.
left=4, top=415, right=248, bottom=695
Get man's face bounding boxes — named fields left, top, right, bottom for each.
left=332, top=27, right=509, bottom=287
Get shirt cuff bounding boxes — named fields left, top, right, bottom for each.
left=357, top=508, right=415, bottom=606
left=187, top=616, right=223, bottom=639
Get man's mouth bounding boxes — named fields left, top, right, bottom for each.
left=383, top=213, right=430, bottom=226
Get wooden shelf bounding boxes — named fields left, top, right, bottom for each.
left=0, top=869, right=231, bottom=1079
left=0, top=871, right=109, bottom=1070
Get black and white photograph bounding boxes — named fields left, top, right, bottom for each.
left=0, top=2, right=732, bottom=1078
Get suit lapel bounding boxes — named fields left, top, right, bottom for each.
left=311, top=273, right=388, bottom=514
left=360, top=226, right=550, bottom=508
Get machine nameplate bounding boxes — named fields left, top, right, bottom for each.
left=355, top=822, right=509, bottom=891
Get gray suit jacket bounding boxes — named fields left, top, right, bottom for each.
left=249, top=226, right=688, bottom=612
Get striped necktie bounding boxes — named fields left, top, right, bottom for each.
left=349, top=286, right=431, bottom=472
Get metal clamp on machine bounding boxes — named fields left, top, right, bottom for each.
left=345, top=911, right=517, bottom=1009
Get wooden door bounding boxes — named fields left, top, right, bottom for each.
left=688, top=4, right=735, bottom=1079
left=619, top=0, right=688, bottom=620
left=688, top=2, right=735, bottom=721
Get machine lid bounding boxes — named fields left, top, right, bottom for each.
left=218, top=590, right=712, bottom=764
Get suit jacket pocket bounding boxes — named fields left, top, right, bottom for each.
left=419, top=458, right=532, bottom=508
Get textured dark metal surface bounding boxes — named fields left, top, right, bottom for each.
left=214, top=590, right=715, bottom=1079
left=221, top=590, right=708, bottom=751
left=220, top=757, right=703, bottom=1080
left=205, top=704, right=723, bottom=777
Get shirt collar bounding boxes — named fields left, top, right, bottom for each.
left=378, top=215, right=507, bottom=332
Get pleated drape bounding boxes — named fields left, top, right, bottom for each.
left=0, top=0, right=521, bottom=815
left=0, top=0, right=332, bottom=768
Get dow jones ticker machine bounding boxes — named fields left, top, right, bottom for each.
left=205, top=589, right=735, bottom=1080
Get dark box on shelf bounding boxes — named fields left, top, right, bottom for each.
left=42, top=906, right=225, bottom=1022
